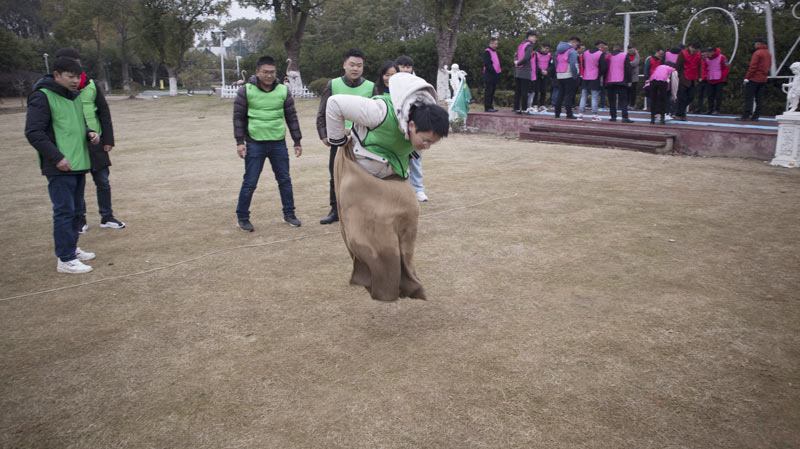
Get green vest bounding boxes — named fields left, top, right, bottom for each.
left=331, top=77, right=374, bottom=129
left=246, top=83, right=287, bottom=141
left=78, top=79, right=101, bottom=136
left=361, top=94, right=414, bottom=178
left=41, top=88, right=91, bottom=171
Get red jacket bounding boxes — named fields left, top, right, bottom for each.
left=680, top=49, right=701, bottom=81
left=701, top=48, right=730, bottom=84
left=745, top=43, right=771, bottom=83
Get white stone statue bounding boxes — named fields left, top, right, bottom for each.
left=783, top=61, right=800, bottom=113
left=448, top=64, right=467, bottom=98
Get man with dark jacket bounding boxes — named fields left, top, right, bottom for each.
left=737, top=37, right=772, bottom=121
left=553, top=36, right=581, bottom=119
left=482, top=37, right=501, bottom=112
left=513, top=30, right=537, bottom=113
left=52, top=48, right=125, bottom=232
left=25, top=57, right=101, bottom=273
left=233, top=55, right=303, bottom=231
left=315, top=48, right=374, bottom=224
left=674, top=42, right=702, bottom=121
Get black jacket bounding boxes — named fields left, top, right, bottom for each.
left=25, top=75, right=92, bottom=176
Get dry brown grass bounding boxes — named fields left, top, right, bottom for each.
left=1, top=95, right=799, bottom=449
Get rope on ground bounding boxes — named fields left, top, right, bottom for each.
left=1, top=192, right=519, bottom=302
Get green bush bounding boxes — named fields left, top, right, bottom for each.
left=494, top=90, right=514, bottom=107
left=308, top=77, right=330, bottom=96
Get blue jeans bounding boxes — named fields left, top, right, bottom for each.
left=579, top=89, right=600, bottom=115
left=77, top=167, right=113, bottom=219
left=236, top=140, right=295, bottom=219
left=47, top=174, right=85, bottom=261
left=409, top=154, right=424, bottom=193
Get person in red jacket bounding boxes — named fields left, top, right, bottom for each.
left=737, top=37, right=772, bottom=122
left=699, top=47, right=730, bottom=115
left=674, top=42, right=702, bottom=121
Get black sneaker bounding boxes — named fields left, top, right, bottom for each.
left=283, top=215, right=301, bottom=227
left=735, top=116, right=750, bottom=121
left=100, top=216, right=126, bottom=229
left=77, top=215, right=88, bottom=234
left=238, top=219, right=254, bottom=232
left=621, top=118, right=634, bottom=123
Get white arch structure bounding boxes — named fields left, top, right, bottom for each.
left=682, top=7, right=739, bottom=66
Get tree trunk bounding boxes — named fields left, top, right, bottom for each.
left=165, top=64, right=178, bottom=96
left=283, top=8, right=308, bottom=89
left=434, top=0, right=465, bottom=101
left=152, top=64, right=158, bottom=88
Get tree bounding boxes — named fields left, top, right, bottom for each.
left=0, top=0, right=49, bottom=38
left=138, top=0, right=231, bottom=96
left=223, top=18, right=271, bottom=55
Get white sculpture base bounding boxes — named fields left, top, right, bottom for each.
left=771, top=112, right=800, bottom=168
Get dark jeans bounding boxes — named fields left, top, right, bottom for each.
left=484, top=80, right=497, bottom=110
left=694, top=81, right=708, bottom=112
left=743, top=81, right=765, bottom=118
left=649, top=81, right=669, bottom=118
left=47, top=173, right=85, bottom=262
left=628, top=81, right=638, bottom=109
left=77, top=167, right=113, bottom=219
left=705, top=82, right=725, bottom=112
left=607, top=84, right=629, bottom=119
left=236, top=140, right=295, bottom=219
left=328, top=145, right=337, bottom=207
left=676, top=82, right=697, bottom=117
left=554, top=77, right=578, bottom=117
left=513, top=78, right=532, bottom=111
left=534, top=77, right=548, bottom=107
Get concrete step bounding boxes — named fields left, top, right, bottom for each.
left=519, top=130, right=668, bottom=153
left=528, top=121, right=676, bottom=142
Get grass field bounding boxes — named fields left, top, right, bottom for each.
left=1, top=95, right=799, bottom=448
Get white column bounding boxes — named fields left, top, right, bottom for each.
left=771, top=113, right=800, bottom=168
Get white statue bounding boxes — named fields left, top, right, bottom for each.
left=448, top=64, right=467, bottom=98
left=783, top=62, right=800, bottom=113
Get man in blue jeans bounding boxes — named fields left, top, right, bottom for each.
left=233, top=56, right=303, bottom=231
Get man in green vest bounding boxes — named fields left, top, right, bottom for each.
left=53, top=48, right=125, bottom=233
left=25, top=57, right=101, bottom=274
left=233, top=55, right=303, bottom=231
left=315, top=48, right=374, bottom=225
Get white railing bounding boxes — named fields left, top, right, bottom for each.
left=218, top=83, right=317, bottom=99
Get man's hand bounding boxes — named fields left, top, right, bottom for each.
left=88, top=131, right=100, bottom=145
left=294, top=146, right=302, bottom=157
left=104, top=145, right=113, bottom=153
left=321, top=137, right=329, bottom=146
left=237, top=144, right=247, bottom=159
left=56, top=157, right=71, bottom=171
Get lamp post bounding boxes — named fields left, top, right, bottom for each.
left=212, top=30, right=227, bottom=96
left=236, top=55, right=242, bottom=79
left=615, top=10, right=657, bottom=53
left=43, top=53, right=49, bottom=73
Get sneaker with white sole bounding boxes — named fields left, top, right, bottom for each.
left=577, top=114, right=583, bottom=120
left=57, top=258, right=93, bottom=274
left=664, top=114, right=672, bottom=121
left=592, top=115, right=602, bottom=122
left=75, top=247, right=96, bottom=261
left=78, top=215, right=88, bottom=234
left=100, top=216, right=125, bottom=229
left=283, top=214, right=302, bottom=227
left=416, top=191, right=428, bottom=202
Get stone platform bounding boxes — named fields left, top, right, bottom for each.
left=467, top=108, right=779, bottom=160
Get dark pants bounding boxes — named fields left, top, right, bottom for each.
left=607, top=84, right=629, bottom=119
left=236, top=140, right=295, bottom=219
left=600, top=86, right=608, bottom=108
left=554, top=77, right=578, bottom=117
left=513, top=78, right=532, bottom=111
left=628, top=81, right=638, bottom=109
left=705, top=82, right=725, bottom=112
left=535, top=76, right=548, bottom=107
left=743, top=81, right=766, bottom=118
left=694, top=81, right=708, bottom=112
left=77, top=167, right=113, bottom=219
left=676, top=82, right=697, bottom=117
left=47, top=173, right=85, bottom=262
left=328, top=145, right=337, bottom=207
left=484, top=80, right=497, bottom=110
left=649, top=81, right=669, bottom=118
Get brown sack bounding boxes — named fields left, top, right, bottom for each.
left=333, top=141, right=426, bottom=301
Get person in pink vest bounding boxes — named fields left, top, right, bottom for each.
left=674, top=42, right=702, bottom=121
left=533, top=43, right=551, bottom=111
left=605, top=42, right=633, bottom=123
left=643, top=47, right=664, bottom=111
left=553, top=36, right=581, bottom=119
left=645, top=61, right=678, bottom=125
left=699, top=46, right=729, bottom=115
left=578, top=40, right=608, bottom=121
left=513, top=30, right=538, bottom=114
left=482, top=37, right=501, bottom=112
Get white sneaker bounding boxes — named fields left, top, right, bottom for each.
left=577, top=114, right=583, bottom=120
left=592, top=115, right=602, bottom=122
left=57, top=258, right=93, bottom=274
left=665, top=114, right=672, bottom=121
left=75, top=247, right=96, bottom=261
left=526, top=107, right=537, bottom=114
left=416, top=191, right=428, bottom=202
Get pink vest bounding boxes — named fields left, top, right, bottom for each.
left=485, top=47, right=501, bottom=74
left=664, top=51, right=679, bottom=64
left=705, top=55, right=723, bottom=81
left=516, top=41, right=535, bottom=80
left=582, top=50, right=602, bottom=80
left=537, top=52, right=551, bottom=71
left=650, top=64, right=675, bottom=82
left=556, top=51, right=569, bottom=73
left=607, top=52, right=627, bottom=83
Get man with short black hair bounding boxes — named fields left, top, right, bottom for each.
left=513, top=30, right=537, bottom=114
left=674, top=42, right=702, bottom=121
left=482, top=38, right=501, bottom=113
left=233, top=55, right=303, bottom=231
left=605, top=42, right=633, bottom=123
left=737, top=37, right=771, bottom=122
left=25, top=57, right=101, bottom=273
left=316, top=48, right=374, bottom=224
left=552, top=36, right=581, bottom=119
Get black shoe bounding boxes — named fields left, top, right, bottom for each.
left=485, top=108, right=498, bottom=112
left=319, top=207, right=339, bottom=225
left=621, top=118, right=634, bottom=123
left=566, top=115, right=577, bottom=119
left=514, top=110, right=523, bottom=114
left=77, top=215, right=87, bottom=234
left=283, top=214, right=301, bottom=227
left=608, top=117, right=617, bottom=122
left=238, top=219, right=254, bottom=232
left=674, top=115, right=687, bottom=121
left=650, top=117, right=655, bottom=125
left=735, top=116, right=750, bottom=121
left=100, top=216, right=126, bottom=229
left=750, top=116, right=760, bottom=121
left=554, top=114, right=560, bottom=119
